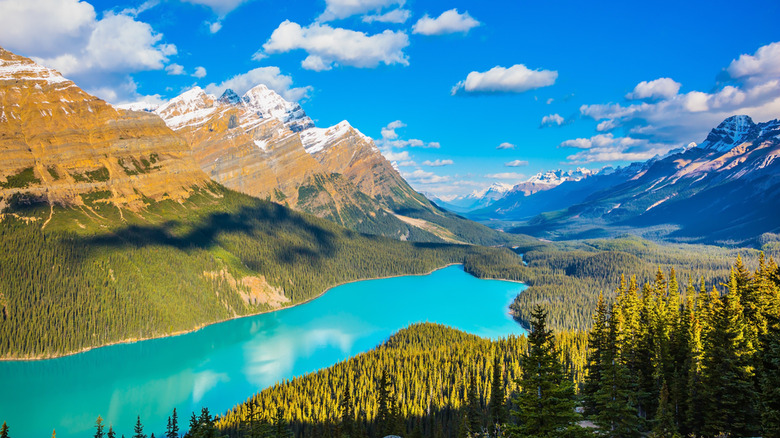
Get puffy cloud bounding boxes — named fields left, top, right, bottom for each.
left=402, top=169, right=449, bottom=184
left=381, top=120, right=406, bottom=139
left=165, top=63, right=185, bottom=75
left=377, top=120, right=439, bottom=148
left=625, top=77, right=681, bottom=100
left=505, top=160, right=529, bottom=167
left=35, top=12, right=176, bottom=75
left=451, top=64, right=557, bottom=95
left=0, top=1, right=178, bottom=103
left=363, top=8, right=411, bottom=24
left=496, top=142, right=516, bottom=150
left=422, top=159, right=454, bottom=167
left=192, top=66, right=206, bottom=79
left=0, top=0, right=96, bottom=58
left=208, top=21, right=223, bottom=33
left=192, top=66, right=207, bottom=78
left=319, top=0, right=404, bottom=21
left=261, top=21, right=409, bottom=71
left=180, top=0, right=250, bottom=16
left=727, top=41, right=780, bottom=80
left=204, top=67, right=312, bottom=101
left=485, top=172, right=526, bottom=181
left=382, top=150, right=413, bottom=164
left=541, top=113, right=564, bottom=127
left=577, top=41, right=780, bottom=150
left=412, top=9, right=480, bottom=35
left=559, top=133, right=669, bottom=164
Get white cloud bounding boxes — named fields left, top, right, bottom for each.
left=485, top=172, right=526, bottom=181
left=576, top=41, right=780, bottom=150
left=35, top=12, right=176, bottom=75
left=546, top=98, right=554, bottom=104
left=377, top=120, right=439, bottom=148
left=165, top=63, right=185, bottom=75
left=402, top=169, right=449, bottom=184
left=625, top=77, right=681, bottom=100
left=382, top=150, right=412, bottom=162
left=596, top=119, right=618, bottom=132
left=381, top=120, right=406, bottom=139
left=541, top=113, right=564, bottom=127
left=496, top=142, right=516, bottom=150
left=422, top=159, right=454, bottom=167
left=505, top=160, right=529, bottom=167
left=363, top=8, right=411, bottom=24
left=451, top=64, right=558, bottom=95
left=180, top=0, right=250, bottom=16
left=727, top=41, right=780, bottom=80
left=0, top=0, right=96, bottom=58
left=204, top=67, right=312, bottom=102
left=412, top=9, right=480, bottom=35
left=319, top=0, right=404, bottom=21
left=261, top=21, right=409, bottom=71
left=208, top=21, right=223, bottom=33
left=559, top=133, right=670, bottom=164
left=193, top=66, right=207, bottom=79
left=0, top=1, right=178, bottom=104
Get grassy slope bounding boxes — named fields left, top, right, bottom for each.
left=0, top=184, right=523, bottom=359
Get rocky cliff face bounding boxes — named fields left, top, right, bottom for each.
left=0, top=47, right=208, bottom=211
left=152, top=86, right=439, bottom=236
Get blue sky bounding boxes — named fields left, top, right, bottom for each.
left=1, top=0, right=779, bottom=197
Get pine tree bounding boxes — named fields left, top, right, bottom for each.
left=273, top=407, right=292, bottom=438
left=509, top=305, right=581, bottom=438
left=489, top=350, right=507, bottom=435
left=651, top=381, right=680, bottom=438
left=376, top=369, right=392, bottom=437
left=467, top=369, right=482, bottom=434
left=594, top=303, right=642, bottom=438
left=188, top=413, right=199, bottom=438
left=341, top=378, right=355, bottom=437
left=133, top=416, right=147, bottom=438
left=168, top=408, right=179, bottom=438
left=583, top=292, right=608, bottom=416
left=95, top=416, right=105, bottom=438
left=108, top=426, right=116, bottom=438
left=0, top=422, right=8, bottom=438
left=761, top=315, right=780, bottom=438
left=701, top=284, right=758, bottom=437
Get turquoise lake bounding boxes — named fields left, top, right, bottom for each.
left=0, top=265, right=527, bottom=437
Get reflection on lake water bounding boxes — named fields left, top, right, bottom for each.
left=0, top=265, right=526, bottom=437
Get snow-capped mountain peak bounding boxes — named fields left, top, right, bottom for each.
left=698, top=115, right=756, bottom=152
left=241, top=85, right=313, bottom=132
left=470, top=182, right=514, bottom=199
left=217, top=89, right=241, bottom=106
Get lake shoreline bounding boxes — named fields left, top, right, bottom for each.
left=2, top=262, right=519, bottom=362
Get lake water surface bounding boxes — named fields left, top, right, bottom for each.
left=0, top=265, right=526, bottom=437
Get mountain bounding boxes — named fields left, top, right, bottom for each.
left=428, top=182, right=514, bottom=213
left=147, top=86, right=512, bottom=245
left=499, top=115, right=780, bottom=245
left=0, top=46, right=208, bottom=210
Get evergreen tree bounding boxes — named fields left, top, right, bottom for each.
left=376, top=369, right=392, bottom=437
left=273, top=407, right=292, bottom=438
left=0, top=422, right=8, bottom=438
left=583, top=292, right=608, bottom=416
left=108, top=426, right=116, bottom=438
left=133, top=416, right=147, bottom=438
left=651, top=381, right=679, bottom=438
left=467, top=369, right=482, bottom=434
left=188, top=413, right=199, bottom=438
left=701, top=283, right=758, bottom=437
left=168, top=408, right=179, bottom=438
left=489, top=351, right=507, bottom=435
left=95, top=416, right=105, bottom=438
left=761, top=315, right=780, bottom=438
left=594, top=304, right=642, bottom=438
left=509, top=305, right=581, bottom=438
left=340, top=379, right=354, bottom=437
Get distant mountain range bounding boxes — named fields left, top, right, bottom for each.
left=467, top=115, right=780, bottom=245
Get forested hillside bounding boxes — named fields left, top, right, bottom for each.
left=0, top=184, right=523, bottom=359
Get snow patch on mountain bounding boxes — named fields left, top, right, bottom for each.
left=300, top=120, right=376, bottom=155
left=0, top=57, right=69, bottom=85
